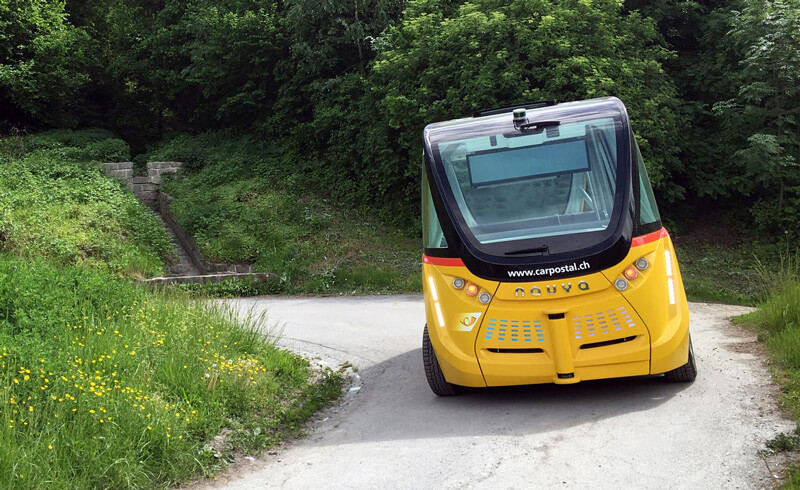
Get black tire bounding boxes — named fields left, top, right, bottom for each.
left=423, top=325, right=459, bottom=396
left=664, top=335, right=697, bottom=382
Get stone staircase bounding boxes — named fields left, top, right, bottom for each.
left=99, top=161, right=272, bottom=286
left=153, top=211, right=200, bottom=276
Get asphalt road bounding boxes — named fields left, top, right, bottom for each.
left=195, top=296, right=794, bottom=490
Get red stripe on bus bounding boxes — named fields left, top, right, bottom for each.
left=422, top=255, right=465, bottom=267
left=631, top=227, right=668, bottom=247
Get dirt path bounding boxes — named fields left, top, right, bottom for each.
left=194, top=297, right=793, bottom=489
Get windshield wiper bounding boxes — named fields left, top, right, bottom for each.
left=519, top=120, right=560, bottom=132
left=505, top=245, right=549, bottom=256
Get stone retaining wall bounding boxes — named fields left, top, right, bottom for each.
left=157, top=192, right=208, bottom=275
left=102, top=161, right=134, bottom=180
left=100, top=161, right=184, bottom=209
left=100, top=160, right=263, bottom=282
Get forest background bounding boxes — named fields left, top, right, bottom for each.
left=1, top=0, right=799, bottom=257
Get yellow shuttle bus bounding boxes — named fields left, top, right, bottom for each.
left=421, top=97, right=695, bottom=396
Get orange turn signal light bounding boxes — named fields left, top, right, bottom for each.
left=465, top=283, right=479, bottom=296
left=624, top=266, right=638, bottom=280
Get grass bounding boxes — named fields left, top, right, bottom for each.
left=0, top=255, right=341, bottom=488
left=671, top=226, right=800, bottom=306
left=675, top=242, right=760, bottom=305
left=738, top=281, right=800, bottom=417
left=736, top=255, right=800, bottom=487
left=0, top=129, right=344, bottom=488
left=0, top=130, right=173, bottom=279
left=150, top=131, right=422, bottom=295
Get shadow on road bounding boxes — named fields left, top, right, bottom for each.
left=315, top=347, right=691, bottom=446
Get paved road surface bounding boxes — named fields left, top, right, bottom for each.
left=195, top=296, right=793, bottom=489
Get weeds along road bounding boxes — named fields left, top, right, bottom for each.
left=199, top=296, right=793, bottom=490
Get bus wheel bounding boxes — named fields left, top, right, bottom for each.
left=664, top=336, right=697, bottom=382
left=423, top=325, right=459, bottom=396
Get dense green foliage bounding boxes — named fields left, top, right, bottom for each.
left=150, top=131, right=421, bottom=294
left=629, top=0, right=800, bottom=234
left=0, top=130, right=171, bottom=278
left=0, top=0, right=91, bottom=126
left=302, top=0, right=682, bottom=218
left=3, top=0, right=796, bottom=233
left=722, top=0, right=800, bottom=234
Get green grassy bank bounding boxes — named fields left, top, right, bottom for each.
left=0, top=130, right=172, bottom=278
left=0, top=131, right=342, bottom=488
left=736, top=255, right=800, bottom=487
left=0, top=257, right=340, bottom=488
left=148, top=131, right=421, bottom=295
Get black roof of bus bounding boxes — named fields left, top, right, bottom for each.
left=424, top=96, right=629, bottom=146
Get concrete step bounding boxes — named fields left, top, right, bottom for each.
left=141, top=272, right=272, bottom=286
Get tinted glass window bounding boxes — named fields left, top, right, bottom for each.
left=634, top=140, right=661, bottom=226
left=422, top=171, right=447, bottom=249
left=436, top=117, right=618, bottom=245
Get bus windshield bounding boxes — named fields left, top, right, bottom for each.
left=434, top=117, right=619, bottom=246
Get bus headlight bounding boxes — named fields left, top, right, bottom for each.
left=478, top=292, right=491, bottom=304
left=452, top=277, right=465, bottom=289
left=635, top=257, right=649, bottom=270
left=614, top=278, right=629, bottom=291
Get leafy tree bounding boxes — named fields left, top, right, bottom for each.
left=714, top=0, right=800, bottom=232
left=270, top=0, right=404, bottom=135
left=88, top=0, right=283, bottom=145
left=0, top=0, right=91, bottom=127
left=329, top=0, right=683, bottom=222
left=179, top=1, right=282, bottom=127
left=625, top=1, right=749, bottom=202
left=102, top=0, right=196, bottom=141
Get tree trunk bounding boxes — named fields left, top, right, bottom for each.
left=354, top=0, right=363, bottom=67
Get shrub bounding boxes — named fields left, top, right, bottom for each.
left=147, top=131, right=422, bottom=294
left=0, top=132, right=169, bottom=278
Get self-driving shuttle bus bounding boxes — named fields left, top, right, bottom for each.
left=421, top=97, right=695, bottom=396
